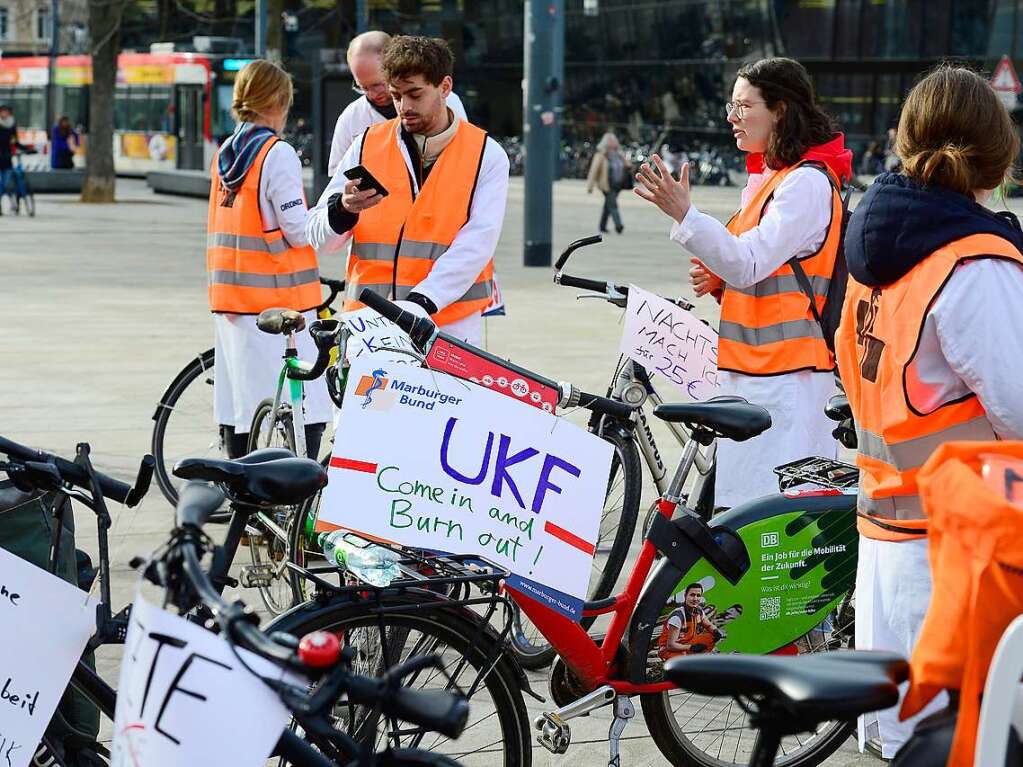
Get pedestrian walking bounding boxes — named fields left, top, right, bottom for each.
left=50, top=116, right=79, bottom=170
left=586, top=131, right=632, bottom=234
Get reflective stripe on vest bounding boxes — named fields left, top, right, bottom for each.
left=718, top=160, right=841, bottom=375
left=835, top=232, right=1023, bottom=542
left=206, top=137, right=320, bottom=315
left=344, top=119, right=492, bottom=326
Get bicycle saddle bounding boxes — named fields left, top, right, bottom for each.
left=825, top=394, right=852, bottom=423
left=173, top=449, right=326, bottom=506
left=256, top=307, right=306, bottom=335
left=664, top=650, right=907, bottom=731
left=653, top=397, right=771, bottom=442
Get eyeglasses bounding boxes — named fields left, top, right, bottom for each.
left=725, top=101, right=766, bottom=119
left=352, top=81, right=389, bottom=97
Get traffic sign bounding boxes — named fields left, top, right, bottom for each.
left=991, top=56, right=1020, bottom=110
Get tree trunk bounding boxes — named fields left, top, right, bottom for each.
left=82, top=0, right=127, bottom=202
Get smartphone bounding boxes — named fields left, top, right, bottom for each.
left=343, top=165, right=389, bottom=197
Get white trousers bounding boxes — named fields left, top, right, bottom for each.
left=855, top=534, right=948, bottom=759
left=213, top=311, right=332, bottom=433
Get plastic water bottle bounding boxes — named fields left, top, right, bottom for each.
left=317, top=531, right=401, bottom=587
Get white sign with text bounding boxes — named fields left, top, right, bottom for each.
left=319, top=359, right=614, bottom=620
left=339, top=308, right=420, bottom=367
left=111, top=595, right=297, bottom=767
left=0, top=546, right=97, bottom=767
left=619, top=284, right=719, bottom=400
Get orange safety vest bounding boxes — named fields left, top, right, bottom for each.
left=901, top=441, right=1023, bottom=767
left=718, top=160, right=842, bottom=375
left=344, top=119, right=493, bottom=326
left=206, top=136, right=320, bottom=314
left=835, top=233, right=1023, bottom=541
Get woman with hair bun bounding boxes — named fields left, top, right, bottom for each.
left=206, top=59, right=330, bottom=459
left=635, top=57, right=852, bottom=507
left=835, top=65, right=1023, bottom=757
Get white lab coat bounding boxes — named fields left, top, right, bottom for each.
left=308, top=117, right=509, bottom=348
left=327, top=92, right=467, bottom=177
left=670, top=167, right=839, bottom=507
left=212, top=140, right=332, bottom=432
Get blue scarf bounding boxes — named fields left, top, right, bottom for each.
left=217, top=123, right=276, bottom=192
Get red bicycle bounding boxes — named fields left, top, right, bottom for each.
left=358, top=290, right=860, bottom=767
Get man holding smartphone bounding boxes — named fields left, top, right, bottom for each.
left=327, top=31, right=467, bottom=177
left=307, top=36, right=509, bottom=346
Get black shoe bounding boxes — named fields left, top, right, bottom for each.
left=616, top=226, right=624, bottom=234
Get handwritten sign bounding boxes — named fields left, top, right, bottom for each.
left=319, top=359, right=614, bottom=620
left=111, top=594, right=297, bottom=767
left=0, top=546, right=97, bottom=767
left=619, top=284, right=719, bottom=400
left=339, top=308, right=420, bottom=367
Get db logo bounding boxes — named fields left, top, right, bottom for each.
left=761, top=532, right=779, bottom=548
left=510, top=379, right=529, bottom=397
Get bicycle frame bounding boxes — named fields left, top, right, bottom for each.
left=508, top=433, right=709, bottom=694
left=270, top=330, right=311, bottom=457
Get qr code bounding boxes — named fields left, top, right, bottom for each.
left=759, top=596, right=781, bottom=621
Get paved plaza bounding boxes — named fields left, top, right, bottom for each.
left=17, top=176, right=1015, bottom=764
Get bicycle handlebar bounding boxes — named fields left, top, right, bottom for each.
left=0, top=436, right=153, bottom=507
left=557, top=273, right=622, bottom=296
left=554, top=234, right=603, bottom=271
left=573, top=389, right=636, bottom=420
left=287, top=319, right=340, bottom=382
left=316, top=277, right=346, bottom=313
left=358, top=289, right=437, bottom=350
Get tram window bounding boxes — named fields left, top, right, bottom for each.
left=5, top=89, right=46, bottom=129
left=115, top=86, right=174, bottom=132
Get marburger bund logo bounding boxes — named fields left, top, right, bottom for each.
left=354, top=370, right=464, bottom=412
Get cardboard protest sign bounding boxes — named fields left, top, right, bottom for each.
left=0, top=546, right=97, bottom=767
left=339, top=308, right=419, bottom=366
left=619, top=284, right=719, bottom=400
left=319, top=359, right=614, bottom=620
left=111, top=594, right=296, bottom=767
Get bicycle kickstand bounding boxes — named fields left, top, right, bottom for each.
left=607, top=695, right=636, bottom=767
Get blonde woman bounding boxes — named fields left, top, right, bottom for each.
left=836, top=65, right=1023, bottom=757
left=206, top=59, right=330, bottom=459
left=586, top=131, right=631, bottom=234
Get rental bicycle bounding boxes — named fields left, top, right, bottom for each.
left=358, top=290, right=861, bottom=767
left=150, top=276, right=346, bottom=507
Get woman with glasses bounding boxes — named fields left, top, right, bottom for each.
left=634, top=57, right=852, bottom=508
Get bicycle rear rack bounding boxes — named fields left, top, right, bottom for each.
left=773, top=456, right=859, bottom=491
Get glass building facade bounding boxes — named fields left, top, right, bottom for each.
left=353, top=0, right=1023, bottom=155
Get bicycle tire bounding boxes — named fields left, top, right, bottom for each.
left=639, top=580, right=857, bottom=767
left=246, top=398, right=303, bottom=615
left=152, top=348, right=217, bottom=507
left=508, top=425, right=642, bottom=670
left=287, top=455, right=330, bottom=603
left=268, top=598, right=532, bottom=767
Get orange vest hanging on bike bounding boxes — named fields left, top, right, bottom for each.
left=344, top=119, right=493, bottom=326
left=900, top=441, right=1023, bottom=767
left=834, top=233, right=1023, bottom=542
left=717, top=161, right=842, bottom=375
left=207, top=137, right=321, bottom=315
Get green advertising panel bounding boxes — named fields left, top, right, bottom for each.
left=652, top=505, right=857, bottom=663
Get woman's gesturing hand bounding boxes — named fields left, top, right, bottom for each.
left=634, top=153, right=691, bottom=224
left=690, top=257, right=724, bottom=298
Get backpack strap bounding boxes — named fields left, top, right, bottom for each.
left=785, top=161, right=849, bottom=333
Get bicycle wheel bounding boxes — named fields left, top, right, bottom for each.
left=246, top=398, right=303, bottom=615
left=152, top=348, right=217, bottom=507
left=269, top=598, right=531, bottom=767
left=508, top=426, right=642, bottom=670
left=640, top=589, right=856, bottom=767
left=287, top=457, right=329, bottom=603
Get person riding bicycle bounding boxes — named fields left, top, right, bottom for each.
left=834, top=65, right=1023, bottom=759
left=634, top=58, right=852, bottom=508
left=0, top=104, right=31, bottom=208
left=206, top=60, right=331, bottom=459
left=307, top=35, right=509, bottom=347
left=657, top=582, right=721, bottom=660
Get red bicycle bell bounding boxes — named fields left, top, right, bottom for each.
left=297, top=631, right=341, bottom=668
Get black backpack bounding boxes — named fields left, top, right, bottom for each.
left=787, top=162, right=852, bottom=354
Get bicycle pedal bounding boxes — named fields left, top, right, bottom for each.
left=239, top=563, right=275, bottom=588
left=535, top=712, right=571, bottom=754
